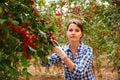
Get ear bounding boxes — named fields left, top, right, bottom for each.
left=80, top=32, right=84, bottom=39
left=82, top=32, right=84, bottom=37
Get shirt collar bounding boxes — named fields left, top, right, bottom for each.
left=65, top=41, right=84, bottom=52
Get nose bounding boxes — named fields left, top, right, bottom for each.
left=71, top=31, right=75, bottom=34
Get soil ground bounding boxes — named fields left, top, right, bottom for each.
left=20, top=53, right=118, bottom=80
left=19, top=64, right=118, bottom=80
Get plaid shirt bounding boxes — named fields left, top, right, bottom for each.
left=41, top=41, right=96, bottom=80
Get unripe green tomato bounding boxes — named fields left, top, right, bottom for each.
left=0, top=7, right=3, bottom=14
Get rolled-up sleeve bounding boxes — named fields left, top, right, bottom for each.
left=70, top=47, right=93, bottom=77
left=40, top=53, right=61, bottom=67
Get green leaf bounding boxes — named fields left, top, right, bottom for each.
left=12, top=20, right=19, bottom=25
left=32, top=53, right=39, bottom=62
left=19, top=56, right=31, bottom=67
left=38, top=0, right=46, bottom=6
left=0, top=19, right=6, bottom=24
left=20, top=4, right=29, bottom=10
left=38, top=29, right=47, bottom=38
left=116, top=61, right=120, bottom=67
left=21, top=68, right=27, bottom=76
left=68, top=0, right=74, bottom=3
left=29, top=46, right=37, bottom=52
left=21, top=68, right=32, bottom=80
left=42, top=58, right=48, bottom=64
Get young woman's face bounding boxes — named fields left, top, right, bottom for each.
left=67, top=23, right=82, bottom=43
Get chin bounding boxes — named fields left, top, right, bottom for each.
left=69, top=40, right=78, bottom=43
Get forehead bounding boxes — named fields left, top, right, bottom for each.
left=68, top=23, right=80, bottom=29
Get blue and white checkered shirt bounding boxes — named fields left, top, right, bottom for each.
left=41, top=41, right=96, bottom=80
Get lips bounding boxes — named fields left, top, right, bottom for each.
left=70, top=36, right=76, bottom=38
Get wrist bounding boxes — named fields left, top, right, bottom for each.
left=57, top=48, right=67, bottom=59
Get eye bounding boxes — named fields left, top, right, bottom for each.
left=68, top=29, right=73, bottom=32
left=75, top=29, right=80, bottom=32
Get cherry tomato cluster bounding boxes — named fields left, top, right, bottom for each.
left=55, top=11, right=61, bottom=27
left=49, top=31, right=55, bottom=41
left=69, top=6, right=81, bottom=15
left=6, top=21, right=39, bottom=60
left=93, top=4, right=97, bottom=11
left=55, top=19, right=61, bottom=27
left=0, top=0, right=57, bottom=60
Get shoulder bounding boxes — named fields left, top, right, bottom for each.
left=80, top=41, right=93, bottom=52
left=80, top=42, right=93, bottom=58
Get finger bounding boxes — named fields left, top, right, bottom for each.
left=53, top=40, right=60, bottom=47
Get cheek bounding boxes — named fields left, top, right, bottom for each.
left=79, top=33, right=82, bottom=36
left=66, top=32, right=69, bottom=37
left=66, top=32, right=70, bottom=38
left=79, top=32, right=83, bottom=38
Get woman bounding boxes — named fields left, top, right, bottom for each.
left=41, top=19, right=96, bottom=80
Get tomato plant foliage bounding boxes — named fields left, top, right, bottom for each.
left=0, top=0, right=58, bottom=79
left=0, top=0, right=120, bottom=79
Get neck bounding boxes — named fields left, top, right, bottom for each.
left=69, top=41, right=80, bottom=58
left=70, top=41, right=79, bottom=48
left=70, top=41, right=80, bottom=52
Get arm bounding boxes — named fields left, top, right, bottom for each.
left=53, top=46, right=93, bottom=75
left=40, top=53, right=61, bottom=67
left=53, top=46, right=74, bottom=71
left=63, top=56, right=74, bottom=71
